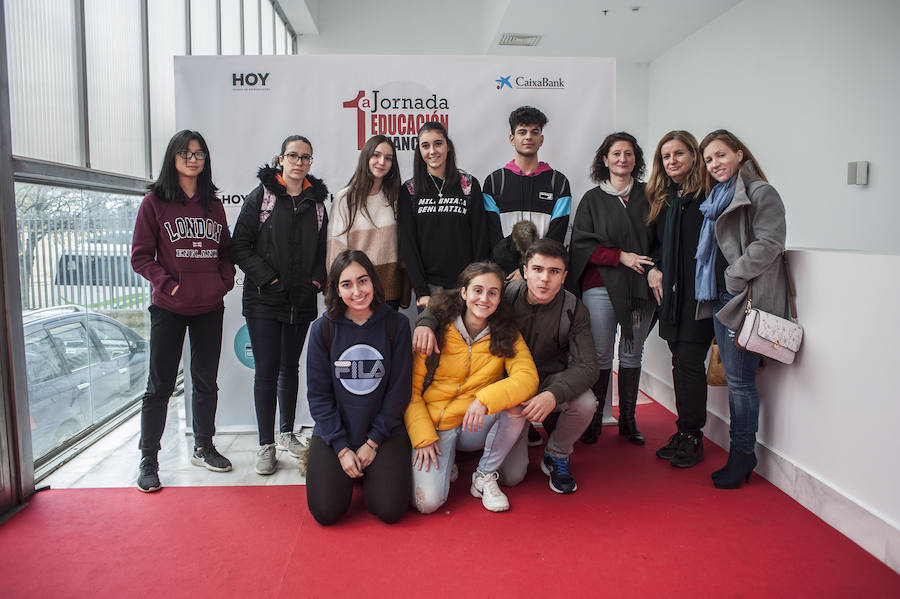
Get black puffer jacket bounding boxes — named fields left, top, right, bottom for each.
left=230, top=166, right=328, bottom=323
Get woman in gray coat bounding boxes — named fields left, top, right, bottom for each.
left=696, top=129, right=788, bottom=489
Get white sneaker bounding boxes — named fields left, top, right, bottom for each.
left=470, top=471, right=509, bottom=512
left=256, top=443, right=277, bottom=475
left=278, top=432, right=304, bottom=458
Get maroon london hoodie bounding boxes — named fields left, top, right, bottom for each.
left=131, top=191, right=235, bottom=315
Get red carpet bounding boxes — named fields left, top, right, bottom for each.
left=2, top=400, right=899, bottom=599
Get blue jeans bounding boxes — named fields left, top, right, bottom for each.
left=411, top=409, right=525, bottom=514
left=713, top=292, right=761, bottom=454
left=582, top=286, right=656, bottom=369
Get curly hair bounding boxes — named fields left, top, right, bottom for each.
left=428, top=262, right=519, bottom=358
left=590, top=131, right=645, bottom=183
left=508, top=105, right=548, bottom=134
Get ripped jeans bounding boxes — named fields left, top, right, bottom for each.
left=713, top=291, right=762, bottom=454
left=411, top=409, right=525, bottom=514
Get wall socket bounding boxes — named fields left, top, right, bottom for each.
left=847, top=161, right=868, bottom=185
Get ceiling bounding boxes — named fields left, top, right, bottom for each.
left=278, top=0, right=742, bottom=62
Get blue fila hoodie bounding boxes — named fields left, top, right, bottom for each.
left=306, top=304, right=412, bottom=454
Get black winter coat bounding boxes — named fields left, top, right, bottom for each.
left=230, top=166, right=328, bottom=323
left=648, top=190, right=714, bottom=344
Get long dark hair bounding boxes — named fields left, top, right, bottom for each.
left=324, top=249, right=386, bottom=319
left=428, top=262, right=518, bottom=358
left=412, top=121, right=459, bottom=197
left=149, top=130, right=218, bottom=208
left=699, top=129, right=767, bottom=194
left=339, top=135, right=400, bottom=236
left=646, top=130, right=704, bottom=223
left=590, top=131, right=645, bottom=184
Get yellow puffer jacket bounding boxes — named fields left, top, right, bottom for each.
left=404, top=322, right=539, bottom=449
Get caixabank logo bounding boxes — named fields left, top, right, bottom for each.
left=342, top=86, right=451, bottom=150
left=231, top=71, right=271, bottom=92
left=495, top=74, right=565, bottom=90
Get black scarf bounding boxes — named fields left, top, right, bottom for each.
left=569, top=183, right=652, bottom=339
left=659, top=187, right=683, bottom=325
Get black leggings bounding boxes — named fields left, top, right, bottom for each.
left=306, top=431, right=411, bottom=525
left=139, top=305, right=223, bottom=453
left=246, top=316, right=311, bottom=445
left=668, top=339, right=713, bottom=434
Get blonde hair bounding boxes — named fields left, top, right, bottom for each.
left=646, top=131, right=704, bottom=223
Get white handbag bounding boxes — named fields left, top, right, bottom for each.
left=734, top=251, right=803, bottom=364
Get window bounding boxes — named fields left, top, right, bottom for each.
left=23, top=330, right=67, bottom=385
left=91, top=320, right=131, bottom=360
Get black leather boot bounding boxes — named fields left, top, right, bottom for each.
left=580, top=369, right=611, bottom=444
left=712, top=448, right=757, bottom=489
left=617, top=367, right=645, bottom=445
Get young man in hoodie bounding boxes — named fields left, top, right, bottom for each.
left=413, top=239, right=598, bottom=494
left=483, top=106, right=573, bottom=280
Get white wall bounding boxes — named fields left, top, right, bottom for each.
left=647, top=0, right=900, bottom=255
left=642, top=0, right=900, bottom=571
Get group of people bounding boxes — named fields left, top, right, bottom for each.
left=130, top=106, right=790, bottom=526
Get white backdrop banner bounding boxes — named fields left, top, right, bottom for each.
left=175, top=55, right=615, bottom=430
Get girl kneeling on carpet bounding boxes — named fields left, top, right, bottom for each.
left=696, top=130, right=788, bottom=489
left=405, top=262, right=538, bottom=514
left=305, top=250, right=413, bottom=525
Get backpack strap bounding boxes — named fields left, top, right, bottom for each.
left=421, top=352, right=441, bottom=393
left=460, top=172, right=473, bottom=197
left=322, top=317, right=334, bottom=356
left=385, top=309, right=398, bottom=344
left=557, top=290, right=577, bottom=349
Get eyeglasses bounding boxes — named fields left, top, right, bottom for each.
left=282, top=153, right=313, bottom=165
left=176, top=150, right=207, bottom=161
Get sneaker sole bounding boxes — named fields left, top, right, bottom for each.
left=136, top=482, right=161, bottom=493
left=190, top=456, right=233, bottom=473
left=540, top=461, right=577, bottom=494
left=671, top=453, right=705, bottom=469
left=469, top=484, right=509, bottom=512
left=255, top=463, right=276, bottom=475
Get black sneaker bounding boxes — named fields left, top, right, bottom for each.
left=191, top=445, right=233, bottom=472
left=527, top=424, right=543, bottom=447
left=656, top=431, right=687, bottom=460
left=137, top=456, right=161, bottom=493
left=540, top=453, right=577, bottom=494
left=671, top=433, right=705, bottom=468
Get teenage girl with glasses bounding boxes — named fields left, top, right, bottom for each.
left=230, top=134, right=329, bottom=476
left=132, top=129, right=235, bottom=492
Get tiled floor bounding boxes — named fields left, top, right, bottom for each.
left=42, top=395, right=311, bottom=490
left=42, top=374, right=643, bottom=490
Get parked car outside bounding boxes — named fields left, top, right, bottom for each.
left=23, top=306, right=148, bottom=461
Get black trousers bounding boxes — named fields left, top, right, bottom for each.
left=668, top=339, right=712, bottom=434
left=246, top=317, right=311, bottom=445
left=306, top=431, right=411, bottom=526
left=139, top=304, right=224, bottom=454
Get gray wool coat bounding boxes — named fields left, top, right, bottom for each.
left=697, top=169, right=788, bottom=330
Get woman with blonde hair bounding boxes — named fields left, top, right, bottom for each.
left=645, top=130, right=714, bottom=469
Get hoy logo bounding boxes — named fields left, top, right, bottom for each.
left=232, top=72, right=270, bottom=88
